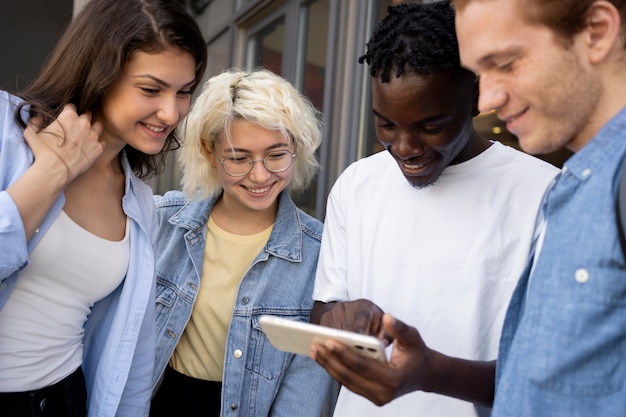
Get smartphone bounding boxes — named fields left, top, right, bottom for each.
left=259, top=315, right=387, bottom=362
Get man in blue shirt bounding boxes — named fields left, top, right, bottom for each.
left=311, top=0, right=626, bottom=415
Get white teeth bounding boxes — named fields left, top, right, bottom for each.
left=402, top=162, right=426, bottom=169
left=144, top=123, right=166, bottom=132
left=248, top=186, right=270, bottom=194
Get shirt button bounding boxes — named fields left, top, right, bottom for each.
left=230, top=403, right=238, bottom=410
left=34, top=228, right=40, bottom=234
left=233, top=349, right=243, bottom=358
left=582, top=168, right=592, bottom=178
left=241, top=297, right=249, bottom=305
left=574, top=268, right=590, bottom=284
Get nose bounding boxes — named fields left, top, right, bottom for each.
left=157, top=94, right=181, bottom=125
left=247, top=159, right=272, bottom=182
left=388, top=131, right=425, bottom=160
left=477, top=73, right=507, bottom=114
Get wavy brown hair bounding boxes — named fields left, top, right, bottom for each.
left=15, top=0, right=208, bottom=178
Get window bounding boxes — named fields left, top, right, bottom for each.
left=243, top=0, right=329, bottom=216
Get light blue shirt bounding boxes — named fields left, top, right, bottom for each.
left=153, top=190, right=331, bottom=417
left=493, top=106, right=626, bottom=416
left=0, top=91, right=157, bottom=417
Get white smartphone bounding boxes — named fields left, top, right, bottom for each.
left=259, top=315, right=387, bottom=362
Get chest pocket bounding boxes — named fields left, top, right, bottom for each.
left=529, top=266, right=626, bottom=396
left=246, top=313, right=309, bottom=380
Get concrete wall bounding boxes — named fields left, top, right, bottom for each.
left=0, top=0, right=73, bottom=93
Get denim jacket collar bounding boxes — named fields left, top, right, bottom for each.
left=167, top=190, right=304, bottom=262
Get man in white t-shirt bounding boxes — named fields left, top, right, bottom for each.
left=309, top=2, right=558, bottom=417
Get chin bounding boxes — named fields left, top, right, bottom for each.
left=518, top=136, right=558, bottom=155
left=408, top=175, right=440, bottom=190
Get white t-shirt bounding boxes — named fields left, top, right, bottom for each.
left=313, top=142, right=559, bottom=417
left=0, top=211, right=129, bottom=391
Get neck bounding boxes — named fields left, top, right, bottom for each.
left=211, top=195, right=278, bottom=235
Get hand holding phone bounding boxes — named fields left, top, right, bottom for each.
left=259, top=315, right=387, bottom=362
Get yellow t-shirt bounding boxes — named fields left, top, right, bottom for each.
left=169, top=215, right=272, bottom=381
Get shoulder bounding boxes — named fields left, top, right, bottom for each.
left=332, top=151, right=398, bottom=191
left=0, top=92, right=26, bottom=146
left=490, top=142, right=559, bottom=176
left=153, top=190, right=187, bottom=210
left=296, top=207, right=323, bottom=241
left=343, top=151, right=392, bottom=174
left=0, top=91, right=21, bottom=114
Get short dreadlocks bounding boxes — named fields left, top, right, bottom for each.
left=359, top=1, right=461, bottom=82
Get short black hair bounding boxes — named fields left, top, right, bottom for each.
left=359, top=1, right=460, bottom=82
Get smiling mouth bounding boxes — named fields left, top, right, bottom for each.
left=398, top=155, right=437, bottom=173
left=502, top=108, right=527, bottom=127
left=246, top=185, right=271, bottom=194
left=143, top=122, right=167, bottom=133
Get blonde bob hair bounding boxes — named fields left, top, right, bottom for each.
left=179, top=68, right=323, bottom=199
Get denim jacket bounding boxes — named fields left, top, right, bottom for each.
left=493, top=106, right=626, bottom=416
left=153, top=190, right=331, bottom=417
left=0, top=91, right=157, bottom=417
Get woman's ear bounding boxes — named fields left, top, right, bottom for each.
left=201, top=139, right=216, bottom=167
left=585, top=0, right=622, bottom=65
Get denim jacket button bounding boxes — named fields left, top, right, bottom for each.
left=574, top=268, right=589, bottom=283
left=241, top=297, right=249, bottom=305
left=230, top=403, right=238, bottom=410
left=233, top=349, right=243, bottom=358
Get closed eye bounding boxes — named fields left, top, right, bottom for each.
left=226, top=156, right=250, bottom=164
left=266, top=151, right=290, bottom=160
left=420, top=125, right=446, bottom=134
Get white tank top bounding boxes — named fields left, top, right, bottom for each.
left=0, top=210, right=130, bottom=391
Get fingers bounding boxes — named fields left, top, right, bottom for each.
left=23, top=105, right=104, bottom=186
left=311, top=340, right=397, bottom=406
left=382, top=314, right=427, bottom=352
left=320, top=299, right=385, bottom=336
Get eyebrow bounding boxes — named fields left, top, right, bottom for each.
left=223, top=142, right=290, bottom=154
left=372, top=108, right=449, bottom=126
left=133, top=74, right=196, bottom=88
left=475, top=47, right=522, bottom=69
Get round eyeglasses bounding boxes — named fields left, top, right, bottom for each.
left=218, top=151, right=296, bottom=177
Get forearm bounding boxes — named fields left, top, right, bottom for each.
left=423, top=351, right=495, bottom=407
left=7, top=159, right=67, bottom=240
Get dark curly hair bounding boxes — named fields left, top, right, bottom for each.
left=359, top=1, right=461, bottom=82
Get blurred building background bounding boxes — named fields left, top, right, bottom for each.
left=0, top=0, right=571, bottom=223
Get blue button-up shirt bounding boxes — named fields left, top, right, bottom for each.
left=493, top=106, right=626, bottom=416
left=152, top=190, right=331, bottom=417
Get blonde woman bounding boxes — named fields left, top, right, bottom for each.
left=151, top=69, right=331, bottom=417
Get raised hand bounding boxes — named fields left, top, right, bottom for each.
left=7, top=104, right=105, bottom=239
left=24, top=103, right=104, bottom=188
